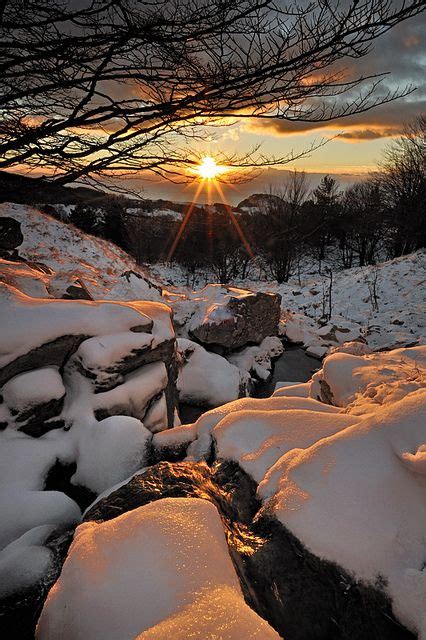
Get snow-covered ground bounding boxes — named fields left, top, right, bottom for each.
left=1, top=202, right=425, bottom=638
left=160, top=250, right=425, bottom=355
left=0, top=203, right=163, bottom=301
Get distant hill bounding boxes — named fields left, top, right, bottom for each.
left=0, top=171, right=107, bottom=205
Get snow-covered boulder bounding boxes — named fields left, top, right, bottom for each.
left=37, top=498, right=280, bottom=640
left=227, top=336, right=284, bottom=380
left=0, top=207, right=181, bottom=608
left=177, top=338, right=250, bottom=407
left=2, top=367, right=66, bottom=436
left=171, top=284, right=281, bottom=349
left=259, top=390, right=426, bottom=639
left=310, top=345, right=426, bottom=411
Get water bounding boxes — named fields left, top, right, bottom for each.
left=255, top=344, right=320, bottom=397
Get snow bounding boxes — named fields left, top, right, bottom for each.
left=0, top=525, right=56, bottom=598
left=0, top=283, right=154, bottom=368
left=0, top=202, right=163, bottom=302
left=177, top=338, right=249, bottom=407
left=259, top=390, right=426, bottom=639
left=93, top=362, right=168, bottom=428
left=214, top=409, right=356, bottom=484
left=168, top=283, right=257, bottom=337
left=71, top=416, right=152, bottom=494
left=272, top=382, right=311, bottom=397
left=174, top=344, right=426, bottom=638
left=184, top=394, right=341, bottom=461
left=227, top=336, right=284, bottom=380
left=309, top=346, right=426, bottom=411
left=2, top=367, right=65, bottom=411
left=36, top=498, right=280, bottom=639
left=161, top=250, right=425, bottom=355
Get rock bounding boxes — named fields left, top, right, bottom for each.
left=83, top=460, right=413, bottom=640
left=177, top=338, right=250, bottom=408
left=120, top=270, right=163, bottom=295
left=0, top=217, right=23, bottom=255
left=62, top=280, right=93, bottom=301
left=0, top=527, right=75, bottom=640
left=305, top=344, right=328, bottom=359
left=190, top=290, right=281, bottom=350
left=0, top=335, right=88, bottom=388
left=2, top=368, right=66, bottom=436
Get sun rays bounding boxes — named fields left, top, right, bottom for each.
left=166, top=157, right=253, bottom=262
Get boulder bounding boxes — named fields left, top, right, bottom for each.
left=177, top=338, right=250, bottom=408
left=190, top=290, right=281, bottom=350
left=2, top=368, right=66, bottom=436
left=0, top=217, right=23, bottom=255
left=83, top=460, right=412, bottom=640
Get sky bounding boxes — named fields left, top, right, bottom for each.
left=120, top=11, right=425, bottom=205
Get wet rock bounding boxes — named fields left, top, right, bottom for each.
left=84, top=459, right=413, bottom=640
left=245, top=512, right=415, bottom=640
left=190, top=290, right=281, bottom=350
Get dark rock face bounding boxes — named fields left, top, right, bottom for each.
left=0, top=528, right=75, bottom=640
left=62, top=280, right=93, bottom=300
left=85, top=460, right=414, bottom=640
left=120, top=270, right=163, bottom=295
left=0, top=217, right=23, bottom=254
left=0, top=334, right=88, bottom=388
left=16, top=397, right=65, bottom=437
left=190, top=291, right=282, bottom=349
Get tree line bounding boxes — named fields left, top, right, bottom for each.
left=66, top=117, right=425, bottom=283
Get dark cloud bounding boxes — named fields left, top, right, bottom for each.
left=247, top=10, right=425, bottom=142
left=247, top=98, right=426, bottom=141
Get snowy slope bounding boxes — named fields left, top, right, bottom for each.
left=161, top=250, right=425, bottom=354
left=0, top=202, right=163, bottom=301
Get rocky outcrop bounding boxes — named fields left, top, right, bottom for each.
left=83, top=460, right=413, bottom=640
left=0, top=216, right=23, bottom=257
left=189, top=289, right=281, bottom=350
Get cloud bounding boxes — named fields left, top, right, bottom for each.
left=244, top=9, right=425, bottom=143
left=245, top=98, right=426, bottom=142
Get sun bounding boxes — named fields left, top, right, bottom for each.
left=197, top=156, right=222, bottom=180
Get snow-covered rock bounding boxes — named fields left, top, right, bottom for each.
left=170, top=284, right=281, bottom=349
left=162, top=344, right=426, bottom=638
left=259, top=390, right=426, bottom=639
left=36, top=498, right=280, bottom=640
left=0, top=207, right=179, bottom=602
left=227, top=336, right=284, bottom=380
left=177, top=338, right=250, bottom=407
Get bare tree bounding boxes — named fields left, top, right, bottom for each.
left=254, top=170, right=309, bottom=282
left=0, top=0, right=424, bottom=188
left=377, top=116, right=426, bottom=256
